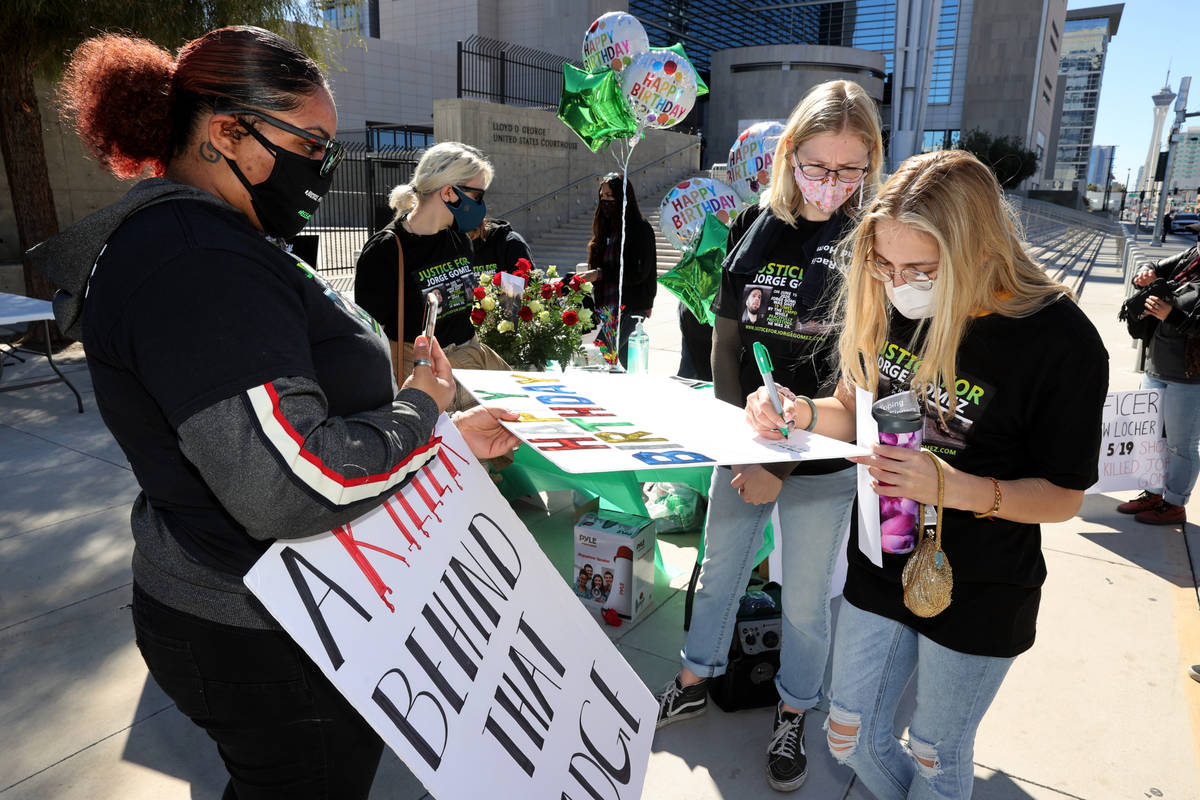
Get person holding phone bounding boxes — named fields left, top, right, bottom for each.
left=356, top=142, right=508, bottom=409
left=34, top=27, right=519, bottom=798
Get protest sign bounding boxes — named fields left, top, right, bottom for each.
left=1089, top=388, right=1167, bottom=494
left=244, top=417, right=657, bottom=800
left=456, top=370, right=868, bottom=474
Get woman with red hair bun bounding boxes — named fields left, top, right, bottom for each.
left=30, top=25, right=517, bottom=799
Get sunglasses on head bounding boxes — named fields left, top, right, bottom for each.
left=215, top=107, right=346, bottom=177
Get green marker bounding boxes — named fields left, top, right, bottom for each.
left=752, top=341, right=789, bottom=438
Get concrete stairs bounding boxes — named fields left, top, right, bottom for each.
left=526, top=210, right=682, bottom=274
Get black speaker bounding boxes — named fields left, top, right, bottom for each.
left=708, top=581, right=783, bottom=712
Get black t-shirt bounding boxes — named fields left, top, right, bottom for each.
left=844, top=296, right=1109, bottom=657
left=470, top=219, right=533, bottom=276
left=83, top=200, right=395, bottom=573
left=355, top=218, right=476, bottom=345
left=714, top=206, right=849, bottom=475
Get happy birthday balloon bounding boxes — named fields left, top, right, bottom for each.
left=658, top=177, right=740, bottom=251
left=621, top=49, right=699, bottom=131
left=582, top=12, right=649, bottom=74
left=727, top=121, right=785, bottom=205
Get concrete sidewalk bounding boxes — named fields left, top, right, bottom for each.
left=1, top=231, right=1198, bottom=799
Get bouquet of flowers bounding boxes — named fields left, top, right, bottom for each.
left=472, top=258, right=594, bottom=370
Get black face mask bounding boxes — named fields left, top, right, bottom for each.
left=224, top=122, right=333, bottom=239
left=599, top=198, right=620, bottom=218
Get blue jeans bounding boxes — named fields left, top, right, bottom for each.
left=682, top=464, right=857, bottom=710
left=826, top=601, right=1014, bottom=800
left=1141, top=374, right=1200, bottom=505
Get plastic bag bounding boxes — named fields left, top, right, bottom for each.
left=644, top=482, right=705, bottom=533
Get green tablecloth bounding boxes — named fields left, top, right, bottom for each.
left=497, top=444, right=775, bottom=572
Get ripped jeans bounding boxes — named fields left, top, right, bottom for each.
left=825, top=601, right=1014, bottom=800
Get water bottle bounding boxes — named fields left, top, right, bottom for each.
left=627, top=315, right=650, bottom=374
left=871, top=393, right=924, bottom=555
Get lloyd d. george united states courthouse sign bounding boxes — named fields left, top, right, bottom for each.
left=245, top=417, right=656, bottom=799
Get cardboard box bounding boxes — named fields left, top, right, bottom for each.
left=572, top=511, right=655, bottom=620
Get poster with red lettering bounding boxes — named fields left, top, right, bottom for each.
left=456, top=370, right=868, bottom=474
left=244, top=416, right=657, bottom=799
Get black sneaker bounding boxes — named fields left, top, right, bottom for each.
left=655, top=675, right=708, bottom=729
left=766, top=702, right=808, bottom=792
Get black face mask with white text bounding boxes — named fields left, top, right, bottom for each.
left=224, top=122, right=332, bottom=239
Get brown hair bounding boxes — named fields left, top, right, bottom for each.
left=58, top=26, right=327, bottom=179
left=586, top=173, right=646, bottom=268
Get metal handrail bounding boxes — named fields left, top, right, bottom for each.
left=497, top=140, right=700, bottom=218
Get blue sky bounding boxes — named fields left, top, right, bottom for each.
left=1074, top=0, right=1200, bottom=187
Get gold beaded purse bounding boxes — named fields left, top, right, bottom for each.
left=901, top=449, right=953, bottom=618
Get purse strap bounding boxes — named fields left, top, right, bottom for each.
left=389, top=229, right=406, bottom=389
left=916, top=448, right=946, bottom=565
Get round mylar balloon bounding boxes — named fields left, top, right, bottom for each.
left=582, top=12, right=649, bottom=74
left=621, top=49, right=699, bottom=130
left=658, top=178, right=740, bottom=251
left=727, top=121, right=786, bottom=205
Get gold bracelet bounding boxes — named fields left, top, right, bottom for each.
left=973, top=477, right=1001, bottom=519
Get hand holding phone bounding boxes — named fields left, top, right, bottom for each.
left=422, top=291, right=440, bottom=341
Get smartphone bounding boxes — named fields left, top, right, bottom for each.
left=422, top=291, right=440, bottom=341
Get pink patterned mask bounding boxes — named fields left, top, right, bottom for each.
left=792, top=154, right=863, bottom=214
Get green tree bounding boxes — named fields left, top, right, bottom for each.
left=956, top=128, right=1040, bottom=190
left=1, top=1, right=326, bottom=312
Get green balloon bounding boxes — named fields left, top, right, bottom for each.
left=557, top=64, right=638, bottom=152
left=658, top=213, right=728, bottom=325
left=663, top=43, right=708, bottom=96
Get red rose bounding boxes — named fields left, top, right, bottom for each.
left=518, top=305, right=533, bottom=322
left=470, top=308, right=486, bottom=325
left=473, top=286, right=486, bottom=300
left=540, top=284, right=554, bottom=299
left=515, top=258, right=532, bottom=272
left=569, top=275, right=583, bottom=291
left=562, top=309, right=579, bottom=326
left=553, top=280, right=564, bottom=295
left=491, top=272, right=502, bottom=286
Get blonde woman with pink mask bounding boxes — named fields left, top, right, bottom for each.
left=654, top=80, right=884, bottom=793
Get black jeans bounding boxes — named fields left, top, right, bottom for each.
left=131, top=584, right=384, bottom=799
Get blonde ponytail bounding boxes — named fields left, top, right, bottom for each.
left=389, top=184, right=418, bottom=216
left=389, top=141, right=494, bottom=222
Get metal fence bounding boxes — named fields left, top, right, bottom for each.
left=457, top=35, right=579, bottom=108
left=303, top=141, right=421, bottom=283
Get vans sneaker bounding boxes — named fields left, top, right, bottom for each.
left=766, top=702, right=808, bottom=792
left=1117, top=490, right=1162, bottom=514
left=655, top=675, right=708, bottom=729
left=1135, top=500, right=1187, bottom=525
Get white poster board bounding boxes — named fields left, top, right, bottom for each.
left=457, top=370, right=868, bottom=474
left=1089, top=388, right=1167, bottom=494
left=245, top=417, right=657, bottom=800
left=855, top=386, right=883, bottom=566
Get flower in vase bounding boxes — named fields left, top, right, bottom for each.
left=473, top=286, right=486, bottom=300
left=538, top=310, right=551, bottom=322
left=541, top=284, right=555, bottom=300
left=546, top=265, right=558, bottom=277
left=515, top=258, right=532, bottom=272
left=498, top=320, right=515, bottom=333
left=579, top=308, right=593, bottom=327
left=581, top=281, right=593, bottom=293
left=470, top=308, right=486, bottom=325
left=562, top=309, right=579, bottom=326
left=481, top=296, right=497, bottom=311
left=518, top=306, right=534, bottom=322
left=491, top=273, right=502, bottom=286
left=528, top=300, right=544, bottom=315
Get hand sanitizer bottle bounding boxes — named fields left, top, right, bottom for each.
left=627, top=315, right=649, bottom=374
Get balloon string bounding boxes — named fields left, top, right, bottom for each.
left=616, top=131, right=638, bottom=366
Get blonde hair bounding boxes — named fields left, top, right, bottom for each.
left=389, top=141, right=494, bottom=218
left=761, top=80, right=884, bottom=226
left=838, top=149, right=1070, bottom=417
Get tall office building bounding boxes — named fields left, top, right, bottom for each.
left=1088, top=145, right=1115, bottom=187
left=1047, top=5, right=1121, bottom=191
left=1168, top=127, right=1200, bottom=201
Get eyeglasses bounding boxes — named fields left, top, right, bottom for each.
left=792, top=156, right=867, bottom=184
left=216, top=107, right=346, bottom=177
left=452, top=185, right=486, bottom=203
left=864, top=256, right=936, bottom=290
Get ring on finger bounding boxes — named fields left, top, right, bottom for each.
left=413, top=359, right=433, bottom=368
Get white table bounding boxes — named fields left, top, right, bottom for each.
left=0, top=292, right=84, bottom=413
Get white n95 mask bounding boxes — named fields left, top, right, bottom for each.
left=885, top=281, right=936, bottom=319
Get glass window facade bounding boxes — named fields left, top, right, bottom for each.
left=921, top=129, right=960, bottom=152
left=629, top=0, right=897, bottom=74
left=1051, top=15, right=1113, bottom=189
left=928, top=0, right=960, bottom=104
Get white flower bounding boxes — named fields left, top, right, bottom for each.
left=546, top=265, right=558, bottom=277
left=481, top=296, right=497, bottom=311
left=581, top=281, right=593, bottom=293
left=579, top=308, right=593, bottom=327
left=498, top=320, right=514, bottom=333
left=528, top=300, right=544, bottom=315
left=538, top=310, right=551, bottom=322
